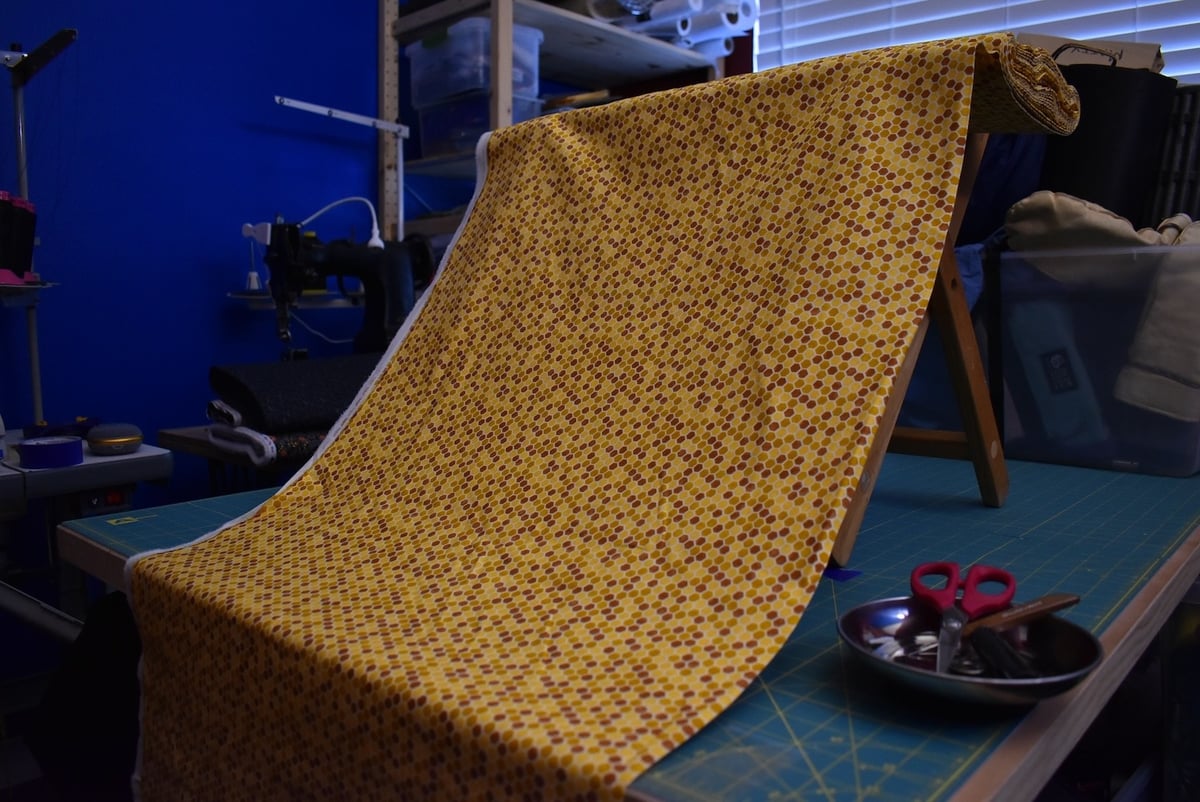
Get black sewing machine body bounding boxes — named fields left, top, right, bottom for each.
left=263, top=222, right=432, bottom=354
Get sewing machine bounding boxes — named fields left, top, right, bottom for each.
left=260, top=220, right=433, bottom=354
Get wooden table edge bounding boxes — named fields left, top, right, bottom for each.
left=57, top=523, right=128, bottom=591
left=949, top=521, right=1200, bottom=802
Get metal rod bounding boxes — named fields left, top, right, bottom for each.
left=26, top=305, right=44, bottom=423
left=5, top=30, right=75, bottom=426
left=397, top=134, right=404, bottom=241
left=274, top=94, right=409, bottom=241
left=12, top=81, right=44, bottom=423
left=490, top=0, right=515, bottom=129
left=13, top=83, right=29, bottom=198
left=274, top=95, right=408, bottom=136
left=379, top=0, right=401, bottom=241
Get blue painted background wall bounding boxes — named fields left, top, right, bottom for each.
left=1, top=0, right=385, bottom=502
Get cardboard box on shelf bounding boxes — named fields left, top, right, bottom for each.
left=1017, top=32, right=1165, bottom=72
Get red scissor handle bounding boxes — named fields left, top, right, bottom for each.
left=910, top=561, right=961, bottom=612
left=910, top=561, right=1016, bottom=618
left=959, top=564, right=1016, bottom=618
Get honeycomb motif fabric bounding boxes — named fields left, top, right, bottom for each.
left=129, top=35, right=1076, bottom=802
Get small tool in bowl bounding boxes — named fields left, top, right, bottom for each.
left=966, top=592, right=1080, bottom=680
left=963, top=591, right=1080, bottom=638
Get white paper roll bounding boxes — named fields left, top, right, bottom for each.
left=693, top=36, right=734, bottom=59
left=621, top=15, right=691, bottom=37
left=686, top=3, right=751, bottom=43
left=736, top=0, right=758, bottom=27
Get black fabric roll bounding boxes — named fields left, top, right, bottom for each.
left=1039, top=64, right=1178, bottom=229
left=1149, top=86, right=1200, bottom=222
left=208, top=353, right=381, bottom=434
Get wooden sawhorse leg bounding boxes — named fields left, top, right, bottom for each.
left=831, top=133, right=1008, bottom=566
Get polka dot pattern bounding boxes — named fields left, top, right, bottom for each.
left=130, top=35, right=1077, bottom=802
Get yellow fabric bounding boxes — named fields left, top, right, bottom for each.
left=969, top=37, right=1079, bottom=135
left=129, top=35, right=1077, bottom=802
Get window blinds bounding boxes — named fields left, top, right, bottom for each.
left=755, top=0, right=1200, bottom=85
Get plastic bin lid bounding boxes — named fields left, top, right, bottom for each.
left=405, top=17, right=544, bottom=56
left=449, top=16, right=544, bottom=42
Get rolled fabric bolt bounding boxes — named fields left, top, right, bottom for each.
left=687, top=3, right=752, bottom=43
left=693, top=36, right=734, bottom=58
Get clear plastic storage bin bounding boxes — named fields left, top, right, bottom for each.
left=417, top=92, right=544, bottom=157
left=405, top=17, right=544, bottom=109
left=999, top=245, right=1200, bottom=477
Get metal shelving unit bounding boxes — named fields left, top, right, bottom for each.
left=376, top=0, right=718, bottom=237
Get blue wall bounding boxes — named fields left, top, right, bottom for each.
left=1, top=0, right=383, bottom=501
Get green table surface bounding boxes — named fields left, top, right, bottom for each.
left=59, top=454, right=1200, bottom=801
left=61, top=485, right=276, bottom=559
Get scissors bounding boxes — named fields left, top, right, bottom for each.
left=910, top=561, right=1016, bottom=673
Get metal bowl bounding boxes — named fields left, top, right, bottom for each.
left=837, top=596, right=1103, bottom=706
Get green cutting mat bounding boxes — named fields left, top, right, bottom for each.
left=64, top=488, right=275, bottom=559
left=628, top=454, right=1200, bottom=801
left=60, top=455, right=1200, bottom=800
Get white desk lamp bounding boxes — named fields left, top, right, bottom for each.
left=274, top=95, right=410, bottom=242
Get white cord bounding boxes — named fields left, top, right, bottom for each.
left=298, top=195, right=384, bottom=248
left=405, top=183, right=438, bottom=215
left=287, top=310, right=354, bottom=345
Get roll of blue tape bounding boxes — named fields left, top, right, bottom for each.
left=20, top=436, right=84, bottom=469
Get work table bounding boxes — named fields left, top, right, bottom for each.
left=57, top=453, right=1200, bottom=800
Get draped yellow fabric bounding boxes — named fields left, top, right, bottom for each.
left=129, top=35, right=1077, bottom=801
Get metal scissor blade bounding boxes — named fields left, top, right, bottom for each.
left=936, top=608, right=968, bottom=673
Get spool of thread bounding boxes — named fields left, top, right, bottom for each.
left=19, top=436, right=84, bottom=469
